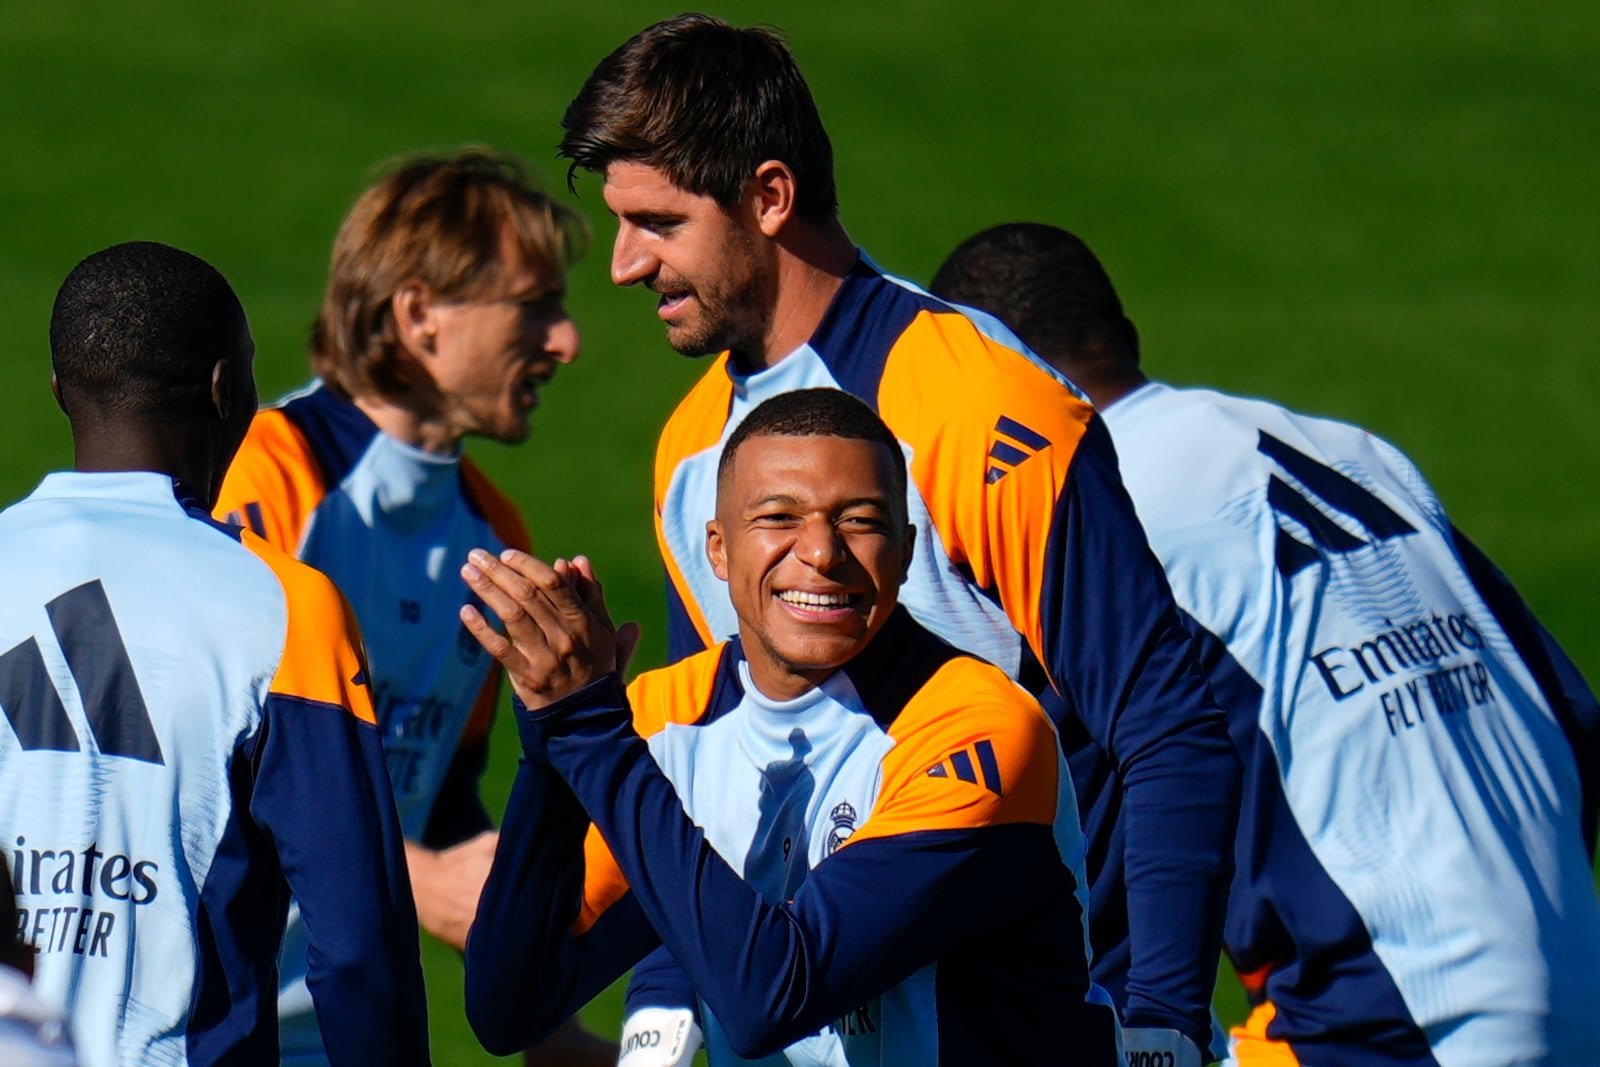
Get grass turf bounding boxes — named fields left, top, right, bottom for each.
left=3, top=0, right=1596, bottom=1059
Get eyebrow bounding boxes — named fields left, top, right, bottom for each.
left=746, top=494, right=894, bottom=512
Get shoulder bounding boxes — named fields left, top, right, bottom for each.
left=872, top=285, right=1097, bottom=463
left=849, top=653, right=1061, bottom=842
left=226, top=408, right=321, bottom=489
left=215, top=407, right=326, bottom=547
left=459, top=457, right=530, bottom=552
left=239, top=529, right=374, bottom=724
left=625, top=642, right=735, bottom=740
left=654, top=356, right=735, bottom=494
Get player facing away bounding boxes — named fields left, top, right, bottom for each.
left=212, top=151, right=610, bottom=1065
left=0, top=242, right=430, bottom=1066
left=558, top=16, right=1237, bottom=1066
left=930, top=223, right=1600, bottom=1067
left=459, top=388, right=1122, bottom=1064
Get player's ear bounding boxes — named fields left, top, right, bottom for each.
left=50, top=373, right=66, bottom=415
left=706, top=519, right=730, bottom=581
left=750, top=160, right=797, bottom=238
left=392, top=281, right=440, bottom=357
left=210, top=359, right=231, bottom=422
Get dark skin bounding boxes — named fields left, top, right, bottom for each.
left=51, top=310, right=259, bottom=509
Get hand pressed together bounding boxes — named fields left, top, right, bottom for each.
left=459, top=548, right=640, bottom=710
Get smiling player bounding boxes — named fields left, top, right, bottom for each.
left=460, top=388, right=1120, bottom=1064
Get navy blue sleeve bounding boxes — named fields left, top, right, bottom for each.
left=524, top=677, right=1078, bottom=1060
left=463, top=702, right=659, bottom=1055
left=1042, top=415, right=1241, bottom=1044
left=626, top=945, right=700, bottom=1017
left=1451, top=524, right=1600, bottom=852
left=252, top=694, right=431, bottom=1066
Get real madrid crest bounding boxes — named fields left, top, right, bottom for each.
left=825, top=800, right=858, bottom=855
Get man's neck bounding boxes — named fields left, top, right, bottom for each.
left=738, top=219, right=857, bottom=373
left=72, top=428, right=216, bottom=508
left=1083, top=371, right=1151, bottom=411
left=352, top=395, right=461, bottom=456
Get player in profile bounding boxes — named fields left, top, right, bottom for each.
left=930, top=222, right=1600, bottom=1066
left=460, top=388, right=1121, bottom=1064
left=0, top=241, right=430, bottom=1066
left=213, top=150, right=608, bottom=1064
left=558, top=16, right=1236, bottom=1066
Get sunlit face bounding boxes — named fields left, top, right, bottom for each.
left=426, top=226, right=580, bottom=445
left=707, top=433, right=915, bottom=701
left=602, top=160, right=772, bottom=358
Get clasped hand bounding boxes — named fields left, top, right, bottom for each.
left=459, top=548, right=640, bottom=711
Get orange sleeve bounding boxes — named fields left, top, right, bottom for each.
left=652, top=358, right=735, bottom=652
left=214, top=409, right=326, bottom=554
left=846, top=656, right=1060, bottom=846
left=875, top=310, right=1093, bottom=668
left=244, top=530, right=376, bottom=725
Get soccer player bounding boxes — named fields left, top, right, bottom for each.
left=0, top=241, right=430, bottom=1066
left=557, top=16, right=1236, bottom=1066
left=460, top=388, right=1122, bottom=1064
left=212, top=150, right=609, bottom=1064
left=930, top=222, right=1600, bottom=1066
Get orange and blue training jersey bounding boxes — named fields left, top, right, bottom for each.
left=648, top=254, right=1237, bottom=1045
left=0, top=472, right=427, bottom=1067
left=214, top=381, right=525, bottom=1060
left=465, top=608, right=1121, bottom=1064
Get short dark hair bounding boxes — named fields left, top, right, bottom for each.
left=50, top=241, right=246, bottom=420
left=311, top=148, right=588, bottom=400
left=930, top=223, right=1139, bottom=372
left=718, top=388, right=907, bottom=509
left=560, top=13, right=838, bottom=225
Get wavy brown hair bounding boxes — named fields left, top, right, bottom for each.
left=310, top=149, right=588, bottom=400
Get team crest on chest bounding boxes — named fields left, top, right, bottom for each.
left=826, top=801, right=858, bottom=855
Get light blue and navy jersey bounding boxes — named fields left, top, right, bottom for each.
left=648, top=255, right=1236, bottom=1045
left=215, top=381, right=526, bottom=1059
left=466, top=609, right=1120, bottom=1064
left=0, top=472, right=428, bottom=1067
left=1101, top=383, right=1600, bottom=1067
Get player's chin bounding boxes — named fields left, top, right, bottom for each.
left=483, top=411, right=532, bottom=446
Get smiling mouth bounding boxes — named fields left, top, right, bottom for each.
left=656, top=290, right=691, bottom=316
left=776, top=590, right=860, bottom=611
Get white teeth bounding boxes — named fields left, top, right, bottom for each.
left=778, top=591, right=852, bottom=608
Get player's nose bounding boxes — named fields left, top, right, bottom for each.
left=544, top=313, right=579, bottom=365
left=793, top=517, right=848, bottom=572
left=611, top=224, right=655, bottom=288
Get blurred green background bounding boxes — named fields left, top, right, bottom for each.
left=3, top=0, right=1596, bottom=1060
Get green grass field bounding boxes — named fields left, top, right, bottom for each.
left=3, top=0, right=1597, bottom=1060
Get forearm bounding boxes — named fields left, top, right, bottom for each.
left=1044, top=422, right=1240, bottom=1044
left=1118, top=704, right=1238, bottom=1040
left=464, top=736, right=650, bottom=1054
